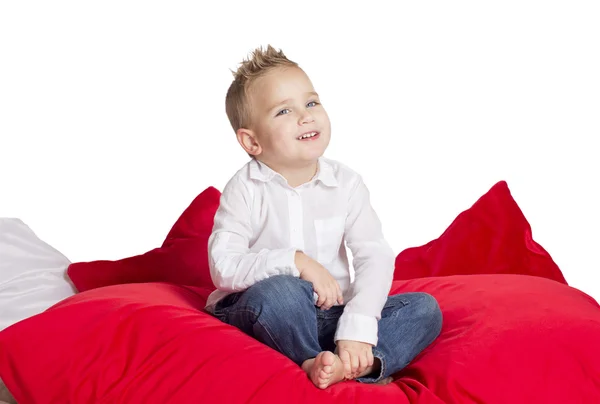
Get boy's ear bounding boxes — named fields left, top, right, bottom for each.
left=236, top=128, right=262, bottom=156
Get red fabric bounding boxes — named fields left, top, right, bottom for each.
left=68, top=181, right=567, bottom=296
left=10, top=180, right=592, bottom=402
left=66, top=186, right=221, bottom=292
left=1, top=276, right=599, bottom=403
left=394, top=181, right=567, bottom=284
left=161, top=186, right=221, bottom=246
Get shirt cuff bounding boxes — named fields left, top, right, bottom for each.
left=265, top=247, right=300, bottom=277
left=334, top=312, right=378, bottom=346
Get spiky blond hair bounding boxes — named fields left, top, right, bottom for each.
left=225, top=45, right=298, bottom=132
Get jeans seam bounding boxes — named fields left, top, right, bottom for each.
left=247, top=302, right=315, bottom=364
left=224, top=303, right=298, bottom=362
left=256, top=316, right=288, bottom=358
left=228, top=307, right=260, bottom=325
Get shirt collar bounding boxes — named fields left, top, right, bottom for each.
left=249, top=157, right=338, bottom=187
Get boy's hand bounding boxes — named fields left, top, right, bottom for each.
left=336, top=340, right=374, bottom=379
left=295, top=251, right=343, bottom=310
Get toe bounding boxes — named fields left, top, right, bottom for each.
left=321, top=351, right=335, bottom=366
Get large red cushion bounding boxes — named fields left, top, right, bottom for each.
left=1, top=275, right=599, bottom=403
left=67, top=181, right=567, bottom=295
left=2, top=180, right=598, bottom=402
left=394, top=181, right=567, bottom=284
left=66, top=186, right=221, bottom=292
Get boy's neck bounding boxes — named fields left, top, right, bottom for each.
left=259, top=159, right=319, bottom=188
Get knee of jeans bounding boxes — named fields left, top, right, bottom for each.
left=413, top=293, right=443, bottom=335
left=245, top=275, right=314, bottom=313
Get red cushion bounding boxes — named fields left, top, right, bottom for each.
left=161, top=186, right=221, bottom=247
left=389, top=275, right=600, bottom=403
left=394, top=181, right=567, bottom=284
left=67, top=186, right=221, bottom=292
left=68, top=181, right=566, bottom=295
left=1, top=276, right=599, bottom=403
left=0, top=283, right=407, bottom=403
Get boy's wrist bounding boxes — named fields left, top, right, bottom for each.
left=294, top=251, right=306, bottom=273
left=334, top=312, right=379, bottom=347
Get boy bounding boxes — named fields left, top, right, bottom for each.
left=205, top=45, right=442, bottom=389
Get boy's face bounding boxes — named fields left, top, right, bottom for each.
left=242, top=67, right=331, bottom=169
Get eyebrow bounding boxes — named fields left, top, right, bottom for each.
left=266, top=91, right=320, bottom=113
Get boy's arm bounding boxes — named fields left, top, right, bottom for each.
left=209, top=176, right=299, bottom=292
left=334, top=176, right=395, bottom=346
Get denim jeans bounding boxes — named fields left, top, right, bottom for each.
left=212, top=275, right=442, bottom=383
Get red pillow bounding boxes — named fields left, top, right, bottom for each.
left=389, top=275, right=600, bottom=403
left=0, top=283, right=406, bottom=403
left=67, top=186, right=221, bottom=292
left=1, top=276, right=599, bottom=403
left=394, top=181, right=567, bottom=284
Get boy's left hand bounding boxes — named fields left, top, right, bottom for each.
left=335, top=340, right=374, bottom=379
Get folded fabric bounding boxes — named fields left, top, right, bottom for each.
left=394, top=181, right=566, bottom=283
left=0, top=218, right=76, bottom=331
left=1, top=274, right=598, bottom=403
left=67, top=186, right=221, bottom=292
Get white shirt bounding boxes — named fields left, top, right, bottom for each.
left=205, top=157, right=395, bottom=346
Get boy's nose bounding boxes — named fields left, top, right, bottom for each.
left=299, top=112, right=315, bottom=125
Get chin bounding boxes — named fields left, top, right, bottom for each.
left=304, top=146, right=327, bottom=160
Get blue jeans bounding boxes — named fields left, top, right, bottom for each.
left=212, top=275, right=442, bottom=383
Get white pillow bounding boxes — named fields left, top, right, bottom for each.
left=0, top=377, right=16, bottom=404
left=0, top=218, right=76, bottom=331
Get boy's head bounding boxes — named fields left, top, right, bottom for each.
left=225, top=45, right=331, bottom=169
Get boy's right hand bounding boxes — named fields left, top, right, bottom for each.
left=295, top=251, right=343, bottom=310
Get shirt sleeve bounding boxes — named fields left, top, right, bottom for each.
left=208, top=176, right=300, bottom=293
left=334, top=176, right=395, bottom=346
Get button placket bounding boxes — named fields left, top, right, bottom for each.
left=287, top=190, right=304, bottom=251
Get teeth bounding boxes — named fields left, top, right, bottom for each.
left=298, top=132, right=317, bottom=140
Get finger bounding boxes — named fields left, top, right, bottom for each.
left=325, top=286, right=336, bottom=310
left=350, top=352, right=359, bottom=377
left=337, top=283, right=344, bottom=305
left=367, top=349, right=375, bottom=367
left=320, top=290, right=331, bottom=310
left=321, top=289, right=330, bottom=310
left=339, top=349, right=352, bottom=378
left=358, top=352, right=368, bottom=377
left=332, top=281, right=341, bottom=304
left=333, top=283, right=341, bottom=305
left=328, top=288, right=337, bottom=309
left=352, top=352, right=362, bottom=378
left=316, top=288, right=325, bottom=307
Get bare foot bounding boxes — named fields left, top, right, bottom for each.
left=302, top=351, right=346, bottom=389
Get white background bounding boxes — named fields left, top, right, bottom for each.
left=1, top=1, right=598, bottom=301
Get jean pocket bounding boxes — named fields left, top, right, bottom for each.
left=212, top=292, right=242, bottom=322
left=385, top=294, right=411, bottom=309
left=314, top=216, right=346, bottom=263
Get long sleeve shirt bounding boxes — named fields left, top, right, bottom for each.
left=205, top=157, right=395, bottom=346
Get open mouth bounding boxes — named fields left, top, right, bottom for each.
left=297, top=131, right=320, bottom=141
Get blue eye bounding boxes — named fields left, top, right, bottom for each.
left=276, top=108, right=290, bottom=116
left=307, top=101, right=319, bottom=107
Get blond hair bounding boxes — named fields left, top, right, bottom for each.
left=225, top=45, right=298, bottom=132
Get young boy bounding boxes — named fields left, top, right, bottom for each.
left=205, top=45, right=442, bottom=389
